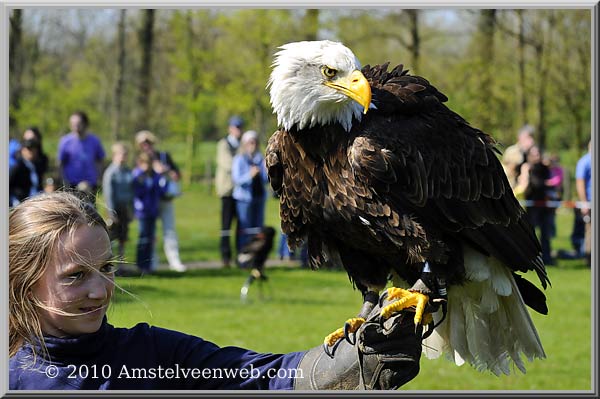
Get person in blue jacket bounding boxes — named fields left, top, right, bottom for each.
left=9, top=137, right=21, bottom=169
left=8, top=192, right=424, bottom=391
left=131, top=152, right=167, bottom=274
left=232, top=130, right=269, bottom=252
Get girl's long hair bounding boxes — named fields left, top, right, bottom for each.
left=9, top=192, right=107, bottom=362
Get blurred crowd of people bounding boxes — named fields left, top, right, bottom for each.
left=9, top=112, right=301, bottom=277
left=501, top=124, right=592, bottom=267
left=215, top=116, right=308, bottom=270
left=9, top=111, right=186, bottom=275
left=9, top=115, right=591, bottom=274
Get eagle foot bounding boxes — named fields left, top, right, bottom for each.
left=380, top=287, right=432, bottom=326
left=323, top=317, right=366, bottom=358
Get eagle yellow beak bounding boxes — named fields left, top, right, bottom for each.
left=325, top=70, right=372, bottom=114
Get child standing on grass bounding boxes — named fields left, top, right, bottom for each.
left=102, top=142, right=134, bottom=261
left=132, top=153, right=166, bottom=274
left=9, top=191, right=424, bottom=391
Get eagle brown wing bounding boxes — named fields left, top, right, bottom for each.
left=350, top=64, right=549, bottom=296
left=265, top=131, right=284, bottom=196
left=266, top=129, right=319, bottom=247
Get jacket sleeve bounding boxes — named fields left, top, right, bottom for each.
left=163, top=151, right=181, bottom=177
left=102, top=166, right=115, bottom=213
left=95, top=135, right=106, bottom=162
left=149, top=326, right=305, bottom=390
left=232, top=156, right=253, bottom=188
left=57, top=137, right=67, bottom=179
left=259, top=156, right=269, bottom=185
left=216, top=140, right=230, bottom=170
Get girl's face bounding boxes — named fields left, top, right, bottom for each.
left=32, top=225, right=115, bottom=338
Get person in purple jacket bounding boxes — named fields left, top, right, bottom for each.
left=132, top=153, right=167, bottom=274
left=57, top=111, right=106, bottom=205
left=9, top=192, right=424, bottom=391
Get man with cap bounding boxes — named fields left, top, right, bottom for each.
left=215, top=116, right=244, bottom=268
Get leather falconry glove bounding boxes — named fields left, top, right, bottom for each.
left=294, top=291, right=424, bottom=390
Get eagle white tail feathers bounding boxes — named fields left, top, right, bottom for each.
left=399, top=245, right=546, bottom=376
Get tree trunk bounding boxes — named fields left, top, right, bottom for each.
left=184, top=11, right=199, bottom=187
left=477, top=10, right=497, bottom=133
left=516, top=10, right=528, bottom=125
left=535, top=12, right=555, bottom=151
left=137, top=9, right=155, bottom=130
left=303, top=9, right=320, bottom=41
left=9, top=9, right=23, bottom=131
left=112, top=9, right=126, bottom=141
left=535, top=44, right=547, bottom=150
left=406, top=10, right=420, bottom=74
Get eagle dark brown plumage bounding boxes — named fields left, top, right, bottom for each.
left=266, top=40, right=549, bottom=375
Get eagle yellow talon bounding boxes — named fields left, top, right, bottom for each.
left=381, top=287, right=430, bottom=326
left=323, top=317, right=366, bottom=346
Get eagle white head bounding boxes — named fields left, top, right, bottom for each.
left=268, top=40, right=372, bottom=132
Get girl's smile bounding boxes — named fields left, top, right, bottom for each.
left=32, top=224, right=115, bottom=338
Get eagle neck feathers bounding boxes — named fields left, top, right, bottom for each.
left=287, top=123, right=354, bottom=162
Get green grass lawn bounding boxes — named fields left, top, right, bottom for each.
left=105, top=184, right=592, bottom=391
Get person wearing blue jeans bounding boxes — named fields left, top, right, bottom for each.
left=232, top=130, right=269, bottom=254
left=278, top=232, right=309, bottom=268
left=136, top=217, right=157, bottom=273
left=132, top=153, right=167, bottom=273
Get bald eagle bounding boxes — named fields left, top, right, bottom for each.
left=266, top=40, right=549, bottom=375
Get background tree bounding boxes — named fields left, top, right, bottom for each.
left=9, top=9, right=23, bottom=133
left=112, top=9, right=127, bottom=141
left=530, top=10, right=556, bottom=151
left=302, top=9, right=320, bottom=41
left=516, top=10, right=528, bottom=124
left=136, top=9, right=155, bottom=130
left=475, top=10, right=496, bottom=134
left=334, top=10, right=426, bottom=74
left=211, top=9, right=301, bottom=138
left=551, top=9, right=592, bottom=156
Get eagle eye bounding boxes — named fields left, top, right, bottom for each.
left=321, top=66, right=337, bottom=79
